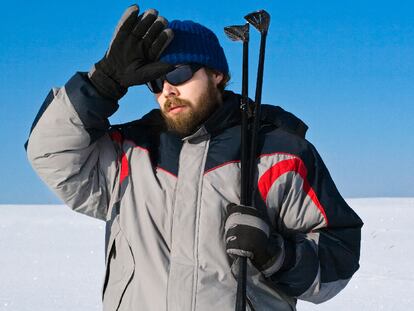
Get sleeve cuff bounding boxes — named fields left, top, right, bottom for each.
left=88, top=65, right=127, bottom=100
left=261, top=236, right=296, bottom=277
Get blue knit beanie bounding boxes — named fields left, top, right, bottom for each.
left=159, top=20, right=229, bottom=75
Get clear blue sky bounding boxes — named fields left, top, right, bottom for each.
left=1, top=0, right=413, bottom=203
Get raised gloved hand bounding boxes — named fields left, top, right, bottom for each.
left=88, top=5, right=174, bottom=100
left=225, top=203, right=289, bottom=277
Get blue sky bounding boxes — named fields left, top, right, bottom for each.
left=0, top=0, right=413, bottom=203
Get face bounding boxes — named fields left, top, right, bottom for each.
left=155, top=67, right=224, bottom=136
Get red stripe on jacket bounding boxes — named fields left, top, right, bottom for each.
left=120, top=153, right=129, bottom=184
left=258, top=156, right=329, bottom=225
left=110, top=130, right=130, bottom=184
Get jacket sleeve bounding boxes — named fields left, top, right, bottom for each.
left=26, top=72, right=121, bottom=220
left=256, top=137, right=363, bottom=303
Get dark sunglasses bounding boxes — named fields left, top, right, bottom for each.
left=146, top=63, right=203, bottom=93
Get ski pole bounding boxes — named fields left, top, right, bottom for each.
left=224, top=23, right=250, bottom=311
left=224, top=23, right=251, bottom=207
left=245, top=10, right=271, bottom=188
left=225, top=10, right=271, bottom=311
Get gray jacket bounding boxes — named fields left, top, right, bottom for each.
left=26, top=72, right=363, bottom=310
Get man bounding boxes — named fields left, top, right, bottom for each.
left=26, top=4, right=363, bottom=311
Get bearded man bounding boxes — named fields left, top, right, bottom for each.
left=26, top=5, right=362, bottom=311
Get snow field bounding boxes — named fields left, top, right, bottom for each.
left=1, top=198, right=413, bottom=310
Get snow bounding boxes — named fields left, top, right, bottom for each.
left=1, top=198, right=413, bottom=310
left=298, top=198, right=414, bottom=310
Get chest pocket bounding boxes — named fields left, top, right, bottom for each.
left=103, top=217, right=135, bottom=311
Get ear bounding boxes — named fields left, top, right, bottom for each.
left=212, top=72, right=224, bottom=87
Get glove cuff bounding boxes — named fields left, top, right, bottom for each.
left=261, top=237, right=297, bottom=278
left=260, top=234, right=286, bottom=277
left=88, top=64, right=127, bottom=100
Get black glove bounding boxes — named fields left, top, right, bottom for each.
left=225, top=203, right=287, bottom=277
left=88, top=5, right=174, bottom=100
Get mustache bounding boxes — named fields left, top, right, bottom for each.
left=164, top=97, right=191, bottom=111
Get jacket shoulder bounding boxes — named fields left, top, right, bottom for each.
left=261, top=104, right=308, bottom=139
left=260, top=127, right=314, bottom=161
left=259, top=105, right=313, bottom=159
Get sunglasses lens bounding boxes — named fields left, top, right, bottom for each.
left=166, top=66, right=194, bottom=86
left=146, top=79, right=163, bottom=93
left=146, top=64, right=202, bottom=93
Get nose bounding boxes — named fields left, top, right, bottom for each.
left=162, top=80, right=179, bottom=97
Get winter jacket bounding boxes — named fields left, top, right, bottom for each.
left=26, top=72, right=363, bottom=311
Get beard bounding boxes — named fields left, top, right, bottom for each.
left=161, top=78, right=221, bottom=136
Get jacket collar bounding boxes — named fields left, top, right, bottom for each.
left=202, top=91, right=242, bottom=136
